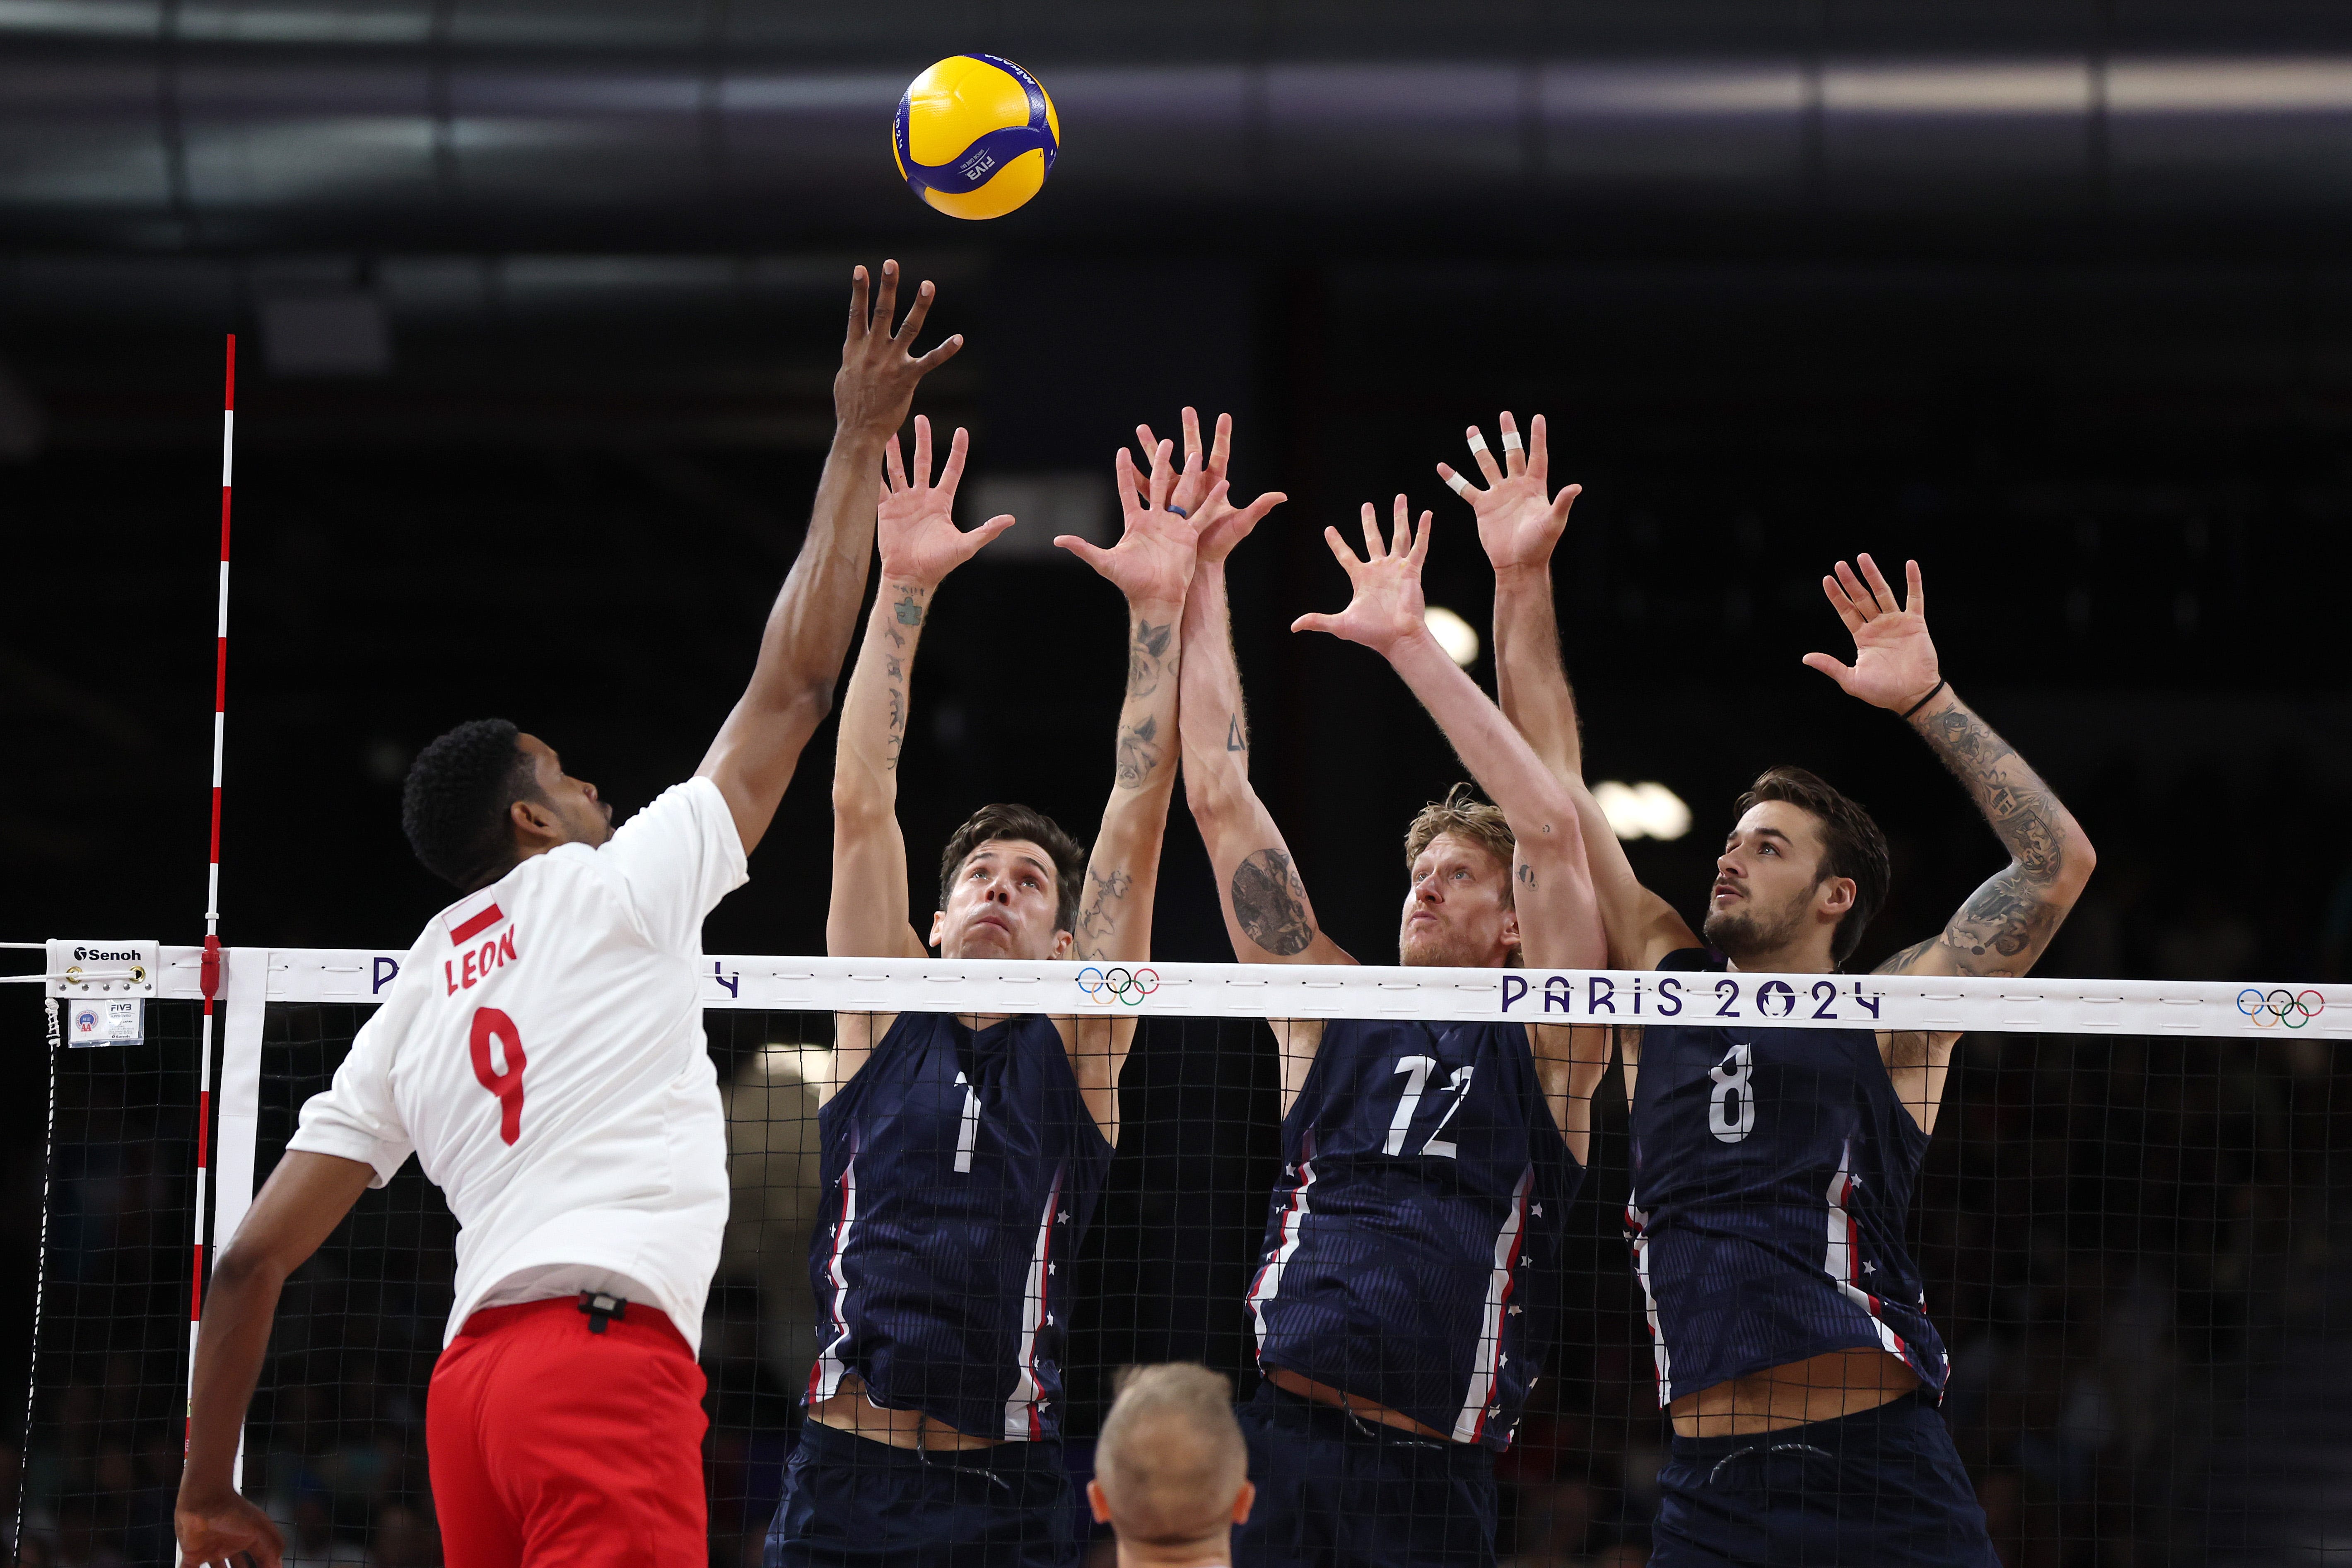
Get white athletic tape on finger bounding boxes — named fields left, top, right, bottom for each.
left=1501, top=432, right=1523, bottom=452
left=1444, top=471, right=1473, bottom=497
left=1467, top=432, right=1489, bottom=454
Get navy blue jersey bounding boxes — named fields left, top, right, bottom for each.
left=1246, top=1018, right=1584, bottom=1450
left=806, top=1011, right=1112, bottom=1442
left=1626, top=949, right=1948, bottom=1408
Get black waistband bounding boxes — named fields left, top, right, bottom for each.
left=1667, top=1388, right=1939, bottom=1463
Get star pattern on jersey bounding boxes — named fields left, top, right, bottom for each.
left=1059, top=1210, right=1071, bottom=1223
left=1862, top=1260, right=1878, bottom=1274
left=1530, top=1203, right=1544, bottom=1218
left=1508, top=1305, right=1524, bottom=1317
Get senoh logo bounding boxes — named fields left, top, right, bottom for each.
left=1077, top=966, right=1159, bottom=1008
left=73, top=946, right=142, bottom=963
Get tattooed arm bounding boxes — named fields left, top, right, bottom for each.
left=1173, top=457, right=1348, bottom=972
left=1447, top=413, right=1698, bottom=972
left=827, top=416, right=1014, bottom=970
left=1801, top=553, right=2097, bottom=980
left=1057, top=440, right=1205, bottom=967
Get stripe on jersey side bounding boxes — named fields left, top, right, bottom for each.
left=1823, top=1140, right=1915, bottom=1370
left=1626, top=1192, right=1673, bottom=1404
left=1453, top=1163, right=1534, bottom=1444
left=1002, top=1163, right=1067, bottom=1441
left=807, top=1153, right=859, bottom=1404
left=1245, top=1132, right=1318, bottom=1354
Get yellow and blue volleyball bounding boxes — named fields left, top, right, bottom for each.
left=893, top=55, right=1060, bottom=220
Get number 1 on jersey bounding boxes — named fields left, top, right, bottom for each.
left=955, top=1071, right=980, bottom=1173
left=469, top=1007, right=528, bottom=1146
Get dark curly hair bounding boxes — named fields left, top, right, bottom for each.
left=1737, top=765, right=1891, bottom=967
left=401, top=719, right=542, bottom=891
left=937, top=803, right=1088, bottom=936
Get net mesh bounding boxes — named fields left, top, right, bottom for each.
left=15, top=996, right=2344, bottom=1567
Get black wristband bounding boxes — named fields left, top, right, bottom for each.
left=1900, top=679, right=1947, bottom=720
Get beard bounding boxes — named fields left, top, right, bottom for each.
left=1701, top=891, right=1812, bottom=963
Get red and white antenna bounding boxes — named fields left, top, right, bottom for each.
left=185, top=334, right=234, bottom=1455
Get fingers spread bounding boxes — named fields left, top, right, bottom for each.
left=936, top=425, right=971, bottom=495
left=1209, top=410, right=1233, bottom=476
left=1358, top=504, right=1384, bottom=560
left=1856, top=552, right=1900, bottom=615
left=1529, top=412, right=1549, bottom=479
left=893, top=278, right=936, bottom=344
left=1498, top=410, right=1526, bottom=478
left=1181, top=406, right=1203, bottom=467
left=1438, top=462, right=1474, bottom=499
left=1113, top=448, right=1145, bottom=520
left=1800, top=651, right=1855, bottom=686
left=871, top=260, right=900, bottom=339
left=1831, top=559, right=1873, bottom=617
left=913, top=333, right=964, bottom=372
left=846, top=265, right=870, bottom=341
left=1468, top=425, right=1504, bottom=485
left=1905, top=557, right=1925, bottom=617
left=911, top=414, right=934, bottom=488
left=1388, top=493, right=1411, bottom=555
left=1328, top=523, right=1364, bottom=569
left=1409, top=509, right=1433, bottom=567
left=1238, top=489, right=1288, bottom=528
left=1821, top=573, right=1867, bottom=633
left=1548, top=481, right=1582, bottom=527
left=883, top=432, right=907, bottom=491
left=1148, top=439, right=1176, bottom=510
left=1292, top=612, right=1337, bottom=637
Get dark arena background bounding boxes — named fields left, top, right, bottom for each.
left=9, top=3, right=2352, bottom=1566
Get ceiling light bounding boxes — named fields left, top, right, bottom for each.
left=1594, top=780, right=1692, bottom=841
left=1423, top=605, right=1479, bottom=667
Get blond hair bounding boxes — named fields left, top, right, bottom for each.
left=1404, top=783, right=1517, bottom=910
left=1094, top=1365, right=1247, bottom=1548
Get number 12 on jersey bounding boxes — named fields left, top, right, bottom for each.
left=1385, top=1054, right=1474, bottom=1160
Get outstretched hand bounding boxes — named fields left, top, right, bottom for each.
left=1130, top=408, right=1287, bottom=565
left=834, top=261, right=963, bottom=439
left=178, top=1487, right=286, bottom=1568
left=1801, top=553, right=1943, bottom=712
left=876, top=415, right=1013, bottom=587
left=1293, top=495, right=1433, bottom=658
left=1059, top=442, right=1201, bottom=605
left=1438, top=411, right=1580, bottom=572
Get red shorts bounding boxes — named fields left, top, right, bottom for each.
left=427, top=1294, right=708, bottom=1568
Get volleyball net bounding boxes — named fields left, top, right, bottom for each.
left=13, top=942, right=2347, bottom=1566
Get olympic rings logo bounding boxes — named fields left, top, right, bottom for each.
left=1077, top=966, right=1160, bottom=1008
left=2237, top=988, right=2325, bottom=1030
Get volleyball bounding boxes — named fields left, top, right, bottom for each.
left=893, top=54, right=1060, bottom=220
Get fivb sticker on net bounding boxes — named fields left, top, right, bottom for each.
left=67, top=997, right=143, bottom=1048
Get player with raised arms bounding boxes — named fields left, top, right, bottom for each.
left=1443, top=412, right=2096, bottom=1566
left=764, top=413, right=1277, bottom=1567
left=1176, top=446, right=1609, bottom=1566
left=171, top=261, right=961, bottom=1568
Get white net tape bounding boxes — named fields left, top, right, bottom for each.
left=22, top=941, right=2340, bottom=1038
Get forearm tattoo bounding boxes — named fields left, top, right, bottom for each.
left=1114, top=715, right=1161, bottom=790
left=1127, top=619, right=1172, bottom=699
left=1232, top=848, right=1315, bottom=956
left=1076, top=866, right=1132, bottom=954
left=1889, top=702, right=2074, bottom=975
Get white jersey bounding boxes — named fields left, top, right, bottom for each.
left=288, top=776, right=747, bottom=1350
